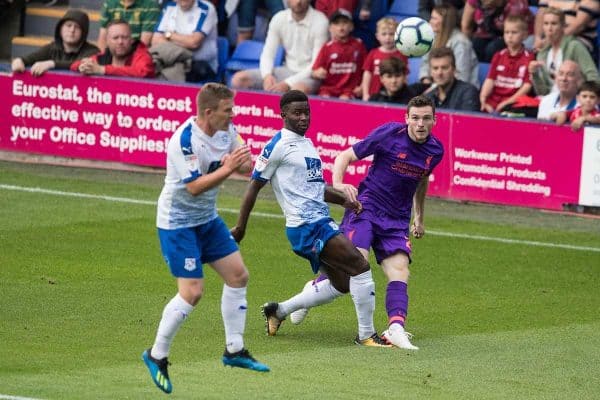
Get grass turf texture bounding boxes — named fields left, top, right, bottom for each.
left=0, top=160, right=599, bottom=399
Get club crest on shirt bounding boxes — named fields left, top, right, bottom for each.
left=185, top=154, right=198, bottom=171
left=304, top=157, right=324, bottom=182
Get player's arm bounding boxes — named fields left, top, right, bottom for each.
left=231, top=179, right=267, bottom=243
left=411, top=175, right=429, bottom=239
left=324, top=186, right=362, bottom=213
left=185, top=146, right=251, bottom=196
left=332, top=147, right=359, bottom=203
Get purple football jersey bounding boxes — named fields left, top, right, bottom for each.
left=352, top=121, right=444, bottom=220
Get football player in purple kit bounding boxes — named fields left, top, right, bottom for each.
left=289, top=95, right=444, bottom=350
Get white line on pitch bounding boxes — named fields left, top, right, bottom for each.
left=0, top=394, right=44, bottom=400
left=1, top=183, right=599, bottom=253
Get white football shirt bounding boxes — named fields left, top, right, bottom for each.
left=252, top=128, right=330, bottom=227
left=157, top=116, right=242, bottom=229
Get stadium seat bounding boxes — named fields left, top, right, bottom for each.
left=387, top=0, right=419, bottom=21
left=225, top=40, right=284, bottom=85
left=407, top=57, right=421, bottom=84
left=478, top=62, right=491, bottom=85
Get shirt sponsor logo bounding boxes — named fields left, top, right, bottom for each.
left=305, top=157, right=324, bottom=182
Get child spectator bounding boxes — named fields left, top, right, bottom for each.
left=11, top=9, right=98, bottom=76
left=369, top=57, right=426, bottom=104
left=479, top=15, right=534, bottom=113
left=552, top=80, right=600, bottom=130
left=311, top=8, right=366, bottom=99
left=360, top=17, right=408, bottom=101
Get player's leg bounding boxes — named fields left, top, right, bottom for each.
left=379, top=252, right=418, bottom=350
left=320, top=234, right=389, bottom=347
left=205, top=217, right=269, bottom=372
left=143, top=227, right=204, bottom=393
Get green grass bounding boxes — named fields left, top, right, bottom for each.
left=0, top=160, right=599, bottom=399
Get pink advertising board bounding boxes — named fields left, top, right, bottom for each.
left=0, top=71, right=583, bottom=210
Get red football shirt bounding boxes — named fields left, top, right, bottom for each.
left=313, top=37, right=367, bottom=98
left=487, top=47, right=534, bottom=108
left=362, top=48, right=408, bottom=96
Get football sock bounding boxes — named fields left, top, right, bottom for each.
left=314, top=273, right=329, bottom=283
left=278, top=277, right=342, bottom=317
left=349, top=270, right=376, bottom=340
left=386, top=280, right=408, bottom=327
left=221, top=284, right=247, bottom=354
left=151, top=293, right=194, bottom=359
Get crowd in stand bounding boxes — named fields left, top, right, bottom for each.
left=9, top=0, right=600, bottom=129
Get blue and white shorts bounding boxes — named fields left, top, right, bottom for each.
left=158, top=216, right=239, bottom=278
left=286, top=217, right=341, bottom=274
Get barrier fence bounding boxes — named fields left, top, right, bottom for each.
left=1, top=71, right=599, bottom=210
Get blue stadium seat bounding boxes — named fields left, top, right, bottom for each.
left=478, top=62, right=491, bottom=86
left=225, top=40, right=284, bottom=85
left=387, top=0, right=419, bottom=21
left=407, top=57, right=421, bottom=84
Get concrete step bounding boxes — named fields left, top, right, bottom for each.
left=25, top=6, right=101, bottom=40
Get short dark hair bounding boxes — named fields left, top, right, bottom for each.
left=280, top=90, right=308, bottom=111
left=428, top=47, right=455, bottom=68
left=197, top=82, right=234, bottom=113
left=379, top=57, right=407, bottom=76
left=407, top=95, right=435, bottom=115
left=578, top=80, right=600, bottom=97
left=106, top=19, right=130, bottom=31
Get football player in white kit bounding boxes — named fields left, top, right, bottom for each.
left=142, top=83, right=269, bottom=395
left=231, top=90, right=390, bottom=348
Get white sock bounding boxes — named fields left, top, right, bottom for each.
left=278, top=278, right=343, bottom=317
left=349, top=270, right=376, bottom=340
left=221, top=284, right=247, bottom=354
left=151, top=293, right=194, bottom=359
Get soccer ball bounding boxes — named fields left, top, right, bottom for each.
left=394, top=17, right=434, bottom=57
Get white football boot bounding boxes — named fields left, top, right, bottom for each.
left=382, top=324, right=419, bottom=350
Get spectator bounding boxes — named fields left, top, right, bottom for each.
left=419, top=0, right=465, bottom=21
left=534, top=0, right=599, bottom=60
left=553, top=80, right=600, bottom=129
left=233, top=0, right=284, bottom=44
left=419, top=4, right=479, bottom=88
left=537, top=59, right=583, bottom=120
left=424, top=47, right=481, bottom=111
left=360, top=17, right=408, bottom=101
left=461, top=0, right=533, bottom=62
left=11, top=9, right=98, bottom=76
left=98, top=0, right=160, bottom=50
left=369, top=57, right=426, bottom=103
left=71, top=20, right=155, bottom=78
left=230, top=0, right=328, bottom=94
left=311, top=9, right=367, bottom=99
left=479, top=15, right=534, bottom=113
left=315, top=0, right=371, bottom=20
left=529, top=7, right=599, bottom=96
left=151, top=0, right=218, bottom=82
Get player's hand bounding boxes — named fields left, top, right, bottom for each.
left=222, top=145, right=251, bottom=172
left=343, top=198, right=363, bottom=214
left=333, top=183, right=358, bottom=204
left=411, top=221, right=425, bottom=239
left=230, top=225, right=245, bottom=243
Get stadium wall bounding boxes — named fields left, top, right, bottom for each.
left=1, top=71, right=599, bottom=210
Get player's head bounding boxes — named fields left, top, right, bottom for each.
left=329, top=9, right=354, bottom=41
left=280, top=90, right=310, bottom=135
left=428, top=47, right=456, bottom=87
left=503, top=15, right=528, bottom=50
left=405, top=95, right=435, bottom=144
left=196, top=83, right=234, bottom=132
left=379, top=57, right=407, bottom=94
left=576, top=80, right=600, bottom=112
left=375, top=17, right=397, bottom=49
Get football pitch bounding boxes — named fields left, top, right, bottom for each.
left=1, top=160, right=599, bottom=400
